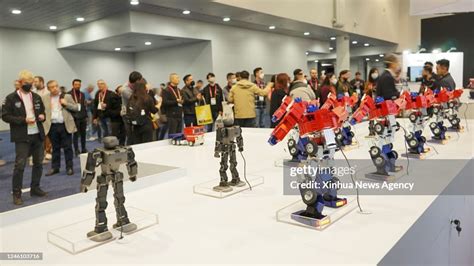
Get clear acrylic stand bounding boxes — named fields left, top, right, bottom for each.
left=193, top=175, right=264, bottom=199
left=47, top=206, right=158, bottom=254
left=276, top=198, right=357, bottom=231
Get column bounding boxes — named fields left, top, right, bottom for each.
left=336, top=34, right=350, bottom=73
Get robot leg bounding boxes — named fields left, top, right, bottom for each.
left=87, top=174, right=113, bottom=241
left=448, top=114, right=461, bottom=129
left=369, top=145, right=389, bottom=176
left=112, top=175, right=137, bottom=233
left=229, top=146, right=244, bottom=187
left=321, top=171, right=347, bottom=208
left=219, top=151, right=230, bottom=186
left=299, top=180, right=326, bottom=220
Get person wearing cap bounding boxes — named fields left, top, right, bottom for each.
left=376, top=54, right=401, bottom=100
left=435, top=59, right=456, bottom=90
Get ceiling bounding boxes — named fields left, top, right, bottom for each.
left=67, top=33, right=205, bottom=53
left=0, top=0, right=396, bottom=53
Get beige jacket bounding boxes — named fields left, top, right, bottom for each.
left=228, top=79, right=269, bottom=119
left=42, top=93, right=78, bottom=135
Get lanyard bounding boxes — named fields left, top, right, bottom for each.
left=168, top=85, right=181, bottom=100
left=72, top=90, right=82, bottom=103
left=209, top=84, right=217, bottom=98
left=99, top=90, right=107, bottom=103
left=256, top=80, right=264, bottom=89
left=17, top=90, right=33, bottom=112
left=309, top=79, right=317, bottom=89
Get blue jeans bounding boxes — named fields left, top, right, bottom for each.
left=99, top=117, right=112, bottom=138
left=256, top=108, right=266, bottom=128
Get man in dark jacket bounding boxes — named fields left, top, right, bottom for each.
left=161, top=73, right=183, bottom=135
left=202, top=73, right=223, bottom=132
left=436, top=59, right=456, bottom=90
left=68, top=79, right=88, bottom=156
left=376, top=54, right=401, bottom=100
left=181, top=74, right=203, bottom=127
left=92, top=80, right=122, bottom=140
left=2, top=70, right=48, bottom=205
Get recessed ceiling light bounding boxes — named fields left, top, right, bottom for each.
left=114, top=47, right=121, bottom=51
left=130, top=0, right=139, bottom=5
left=330, top=36, right=336, bottom=40
left=11, top=9, right=22, bottom=15
left=182, top=10, right=191, bottom=15
left=304, top=32, right=310, bottom=36
left=379, top=54, right=384, bottom=57
left=145, top=41, right=152, bottom=45
left=49, top=25, right=57, bottom=30
left=76, top=17, right=85, bottom=22
left=352, top=41, right=358, bottom=44
left=329, top=47, right=334, bottom=51
left=364, top=43, right=370, bottom=47
left=223, top=17, right=231, bottom=22
left=268, top=25, right=276, bottom=30
left=375, top=59, right=379, bottom=62
left=314, top=60, right=319, bottom=63
left=305, top=52, right=309, bottom=55
left=365, top=58, right=370, bottom=61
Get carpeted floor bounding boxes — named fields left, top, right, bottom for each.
left=0, top=131, right=102, bottom=213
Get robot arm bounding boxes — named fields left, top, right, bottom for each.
left=214, top=129, right=223, bottom=158
left=271, top=95, right=293, bottom=123
left=81, top=150, right=101, bottom=193
left=236, top=127, right=244, bottom=152
left=126, top=147, right=138, bottom=182
left=350, top=95, right=375, bottom=124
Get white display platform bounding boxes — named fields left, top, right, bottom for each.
left=0, top=121, right=473, bottom=265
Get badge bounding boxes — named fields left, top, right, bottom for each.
left=210, top=97, right=217, bottom=105
left=15, top=101, right=22, bottom=108
left=259, top=96, right=264, bottom=102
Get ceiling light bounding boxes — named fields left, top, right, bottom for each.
left=11, top=9, right=22, bottom=15
left=304, top=32, right=310, bottom=36
left=329, top=47, right=334, bottom=51
left=330, top=36, right=336, bottom=40
left=432, top=48, right=441, bottom=54
left=379, top=54, right=384, bottom=57
left=268, top=25, right=276, bottom=30
left=352, top=41, right=358, bottom=44
left=76, top=17, right=85, bottom=22
left=403, top=50, right=411, bottom=55
left=49, top=25, right=57, bottom=30
left=223, top=17, right=231, bottom=22
left=375, top=59, right=379, bottom=62
left=130, top=0, right=139, bottom=5
left=182, top=10, right=191, bottom=15
left=114, top=47, right=121, bottom=51
left=364, top=43, right=370, bottom=47
left=314, top=60, right=319, bottom=63
left=305, top=52, right=309, bottom=55
left=145, top=41, right=152, bottom=45
left=365, top=58, right=370, bottom=61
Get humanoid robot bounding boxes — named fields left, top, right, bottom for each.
left=81, top=136, right=138, bottom=242
left=351, top=95, right=406, bottom=176
left=400, top=90, right=430, bottom=154
left=213, top=102, right=245, bottom=192
left=269, top=97, right=348, bottom=222
left=321, top=93, right=358, bottom=147
left=444, top=88, right=463, bottom=130
left=425, top=88, right=450, bottom=140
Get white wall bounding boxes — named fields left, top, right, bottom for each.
left=135, top=41, right=213, bottom=87
left=0, top=27, right=134, bottom=130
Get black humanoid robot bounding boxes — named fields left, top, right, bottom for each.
left=213, top=102, right=245, bottom=192
left=81, top=136, right=138, bottom=242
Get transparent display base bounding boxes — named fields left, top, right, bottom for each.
left=401, top=147, right=434, bottom=160
left=274, top=158, right=297, bottom=168
left=427, top=135, right=451, bottom=145
left=448, top=125, right=464, bottom=133
left=47, top=206, right=158, bottom=254
left=193, top=175, right=264, bottom=199
left=276, top=198, right=357, bottom=231
left=342, top=140, right=360, bottom=151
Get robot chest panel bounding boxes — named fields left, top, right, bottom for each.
left=101, top=149, right=128, bottom=166
left=220, top=127, right=239, bottom=144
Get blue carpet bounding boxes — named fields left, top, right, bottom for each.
left=0, top=131, right=102, bottom=213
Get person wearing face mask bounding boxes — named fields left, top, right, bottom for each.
left=289, top=69, right=316, bottom=102
left=2, top=70, right=47, bottom=205
left=223, top=72, right=236, bottom=102
left=376, top=54, right=401, bottom=100
left=419, top=65, right=439, bottom=94
left=181, top=74, right=203, bottom=127
left=336, top=70, right=353, bottom=96
left=162, top=73, right=184, bottom=135
left=253, top=67, right=268, bottom=128
left=319, top=69, right=337, bottom=105
left=202, top=73, right=224, bottom=132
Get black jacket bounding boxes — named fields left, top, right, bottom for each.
left=202, top=84, right=223, bottom=116
left=436, top=73, right=456, bottom=91
left=182, top=85, right=203, bottom=115
left=92, top=90, right=122, bottom=122
left=270, top=89, right=288, bottom=128
left=68, top=89, right=87, bottom=120
left=2, top=91, right=46, bottom=142
left=376, top=70, right=400, bottom=100
left=161, top=85, right=183, bottom=118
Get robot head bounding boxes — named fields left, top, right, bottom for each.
left=375, top=96, right=385, bottom=104
left=216, top=102, right=234, bottom=128
left=103, top=136, right=119, bottom=149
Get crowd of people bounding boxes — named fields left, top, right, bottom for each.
left=0, top=55, right=457, bottom=205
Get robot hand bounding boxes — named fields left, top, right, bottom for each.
left=238, top=147, right=244, bottom=152
left=129, top=176, right=137, bottom=182
left=80, top=184, right=89, bottom=193
left=214, top=151, right=220, bottom=158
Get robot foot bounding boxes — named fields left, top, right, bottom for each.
left=87, top=229, right=113, bottom=242
left=298, top=210, right=326, bottom=220
left=228, top=178, right=246, bottom=187
left=213, top=182, right=233, bottom=192
left=113, top=221, right=138, bottom=233
left=323, top=195, right=348, bottom=208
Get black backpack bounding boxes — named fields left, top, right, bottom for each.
left=127, top=99, right=148, bottom=126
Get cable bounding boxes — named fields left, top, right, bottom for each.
left=424, top=142, right=439, bottom=154
left=337, top=143, right=364, bottom=213
left=463, top=103, right=469, bottom=131
left=239, top=151, right=252, bottom=190
left=398, top=125, right=410, bottom=176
